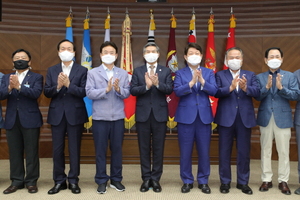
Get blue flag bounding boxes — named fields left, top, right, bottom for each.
left=81, top=11, right=93, bottom=129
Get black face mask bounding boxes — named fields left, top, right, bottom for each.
left=14, top=60, right=29, bottom=70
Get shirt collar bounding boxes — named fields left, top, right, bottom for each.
left=61, top=61, right=74, bottom=68
left=103, top=64, right=115, bottom=71
left=147, top=63, right=157, bottom=68
left=269, top=68, right=281, bottom=75
left=229, top=69, right=241, bottom=77
left=16, top=69, right=29, bottom=76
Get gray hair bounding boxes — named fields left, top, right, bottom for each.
left=143, top=42, right=160, bottom=53
left=225, top=47, right=243, bottom=58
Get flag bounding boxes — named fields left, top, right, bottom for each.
left=188, top=9, right=196, bottom=43
left=205, top=9, right=218, bottom=130
left=81, top=8, right=93, bottom=129
left=166, top=12, right=179, bottom=129
left=65, top=8, right=73, bottom=42
left=148, top=9, right=155, bottom=43
left=120, top=11, right=136, bottom=130
left=223, top=8, right=236, bottom=70
left=104, top=8, right=110, bottom=42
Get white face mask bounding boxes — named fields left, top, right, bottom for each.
left=267, top=59, right=282, bottom=69
left=227, top=59, right=242, bottom=71
left=58, top=51, right=74, bottom=62
left=101, top=54, right=116, bottom=65
left=144, top=53, right=159, bottom=63
left=187, top=55, right=202, bottom=66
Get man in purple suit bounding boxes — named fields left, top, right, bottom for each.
left=45, top=39, right=88, bottom=195
left=214, top=47, right=260, bottom=195
left=174, top=43, right=217, bottom=194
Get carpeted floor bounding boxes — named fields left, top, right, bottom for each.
left=0, top=158, right=299, bottom=200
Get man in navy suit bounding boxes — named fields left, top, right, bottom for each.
left=130, top=42, right=173, bottom=193
left=44, top=39, right=88, bottom=195
left=214, top=47, right=260, bottom=195
left=256, top=47, right=299, bottom=195
left=0, top=49, right=43, bottom=194
left=174, top=43, right=217, bottom=194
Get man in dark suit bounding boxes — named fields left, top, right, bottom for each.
left=214, top=47, right=260, bottom=195
left=0, top=49, right=43, bottom=194
left=174, top=43, right=217, bottom=194
left=44, top=39, right=88, bottom=195
left=130, top=42, right=173, bottom=193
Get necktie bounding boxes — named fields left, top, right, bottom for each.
left=150, top=65, right=155, bottom=76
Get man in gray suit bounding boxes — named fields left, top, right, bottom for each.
left=256, top=47, right=299, bottom=195
left=293, top=69, right=300, bottom=195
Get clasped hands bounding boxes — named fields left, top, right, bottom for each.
left=145, top=72, right=159, bottom=89
left=8, top=74, right=21, bottom=92
left=106, top=77, right=120, bottom=93
left=230, top=74, right=247, bottom=92
left=57, top=72, right=70, bottom=89
left=189, top=69, right=205, bottom=88
left=266, top=73, right=283, bottom=90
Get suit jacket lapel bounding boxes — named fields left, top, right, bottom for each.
left=68, top=63, right=78, bottom=82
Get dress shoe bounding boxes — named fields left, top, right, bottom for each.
left=259, top=181, right=272, bottom=192
left=97, top=182, right=107, bottom=194
left=68, top=183, right=81, bottom=194
left=48, top=182, right=67, bottom=194
left=278, top=182, right=291, bottom=195
left=295, top=187, right=300, bottom=195
left=198, top=184, right=211, bottom=194
left=181, top=183, right=193, bottom=193
left=220, top=183, right=230, bottom=194
left=236, top=184, right=253, bottom=195
left=3, top=185, right=24, bottom=194
left=27, top=185, right=38, bottom=193
left=140, top=180, right=151, bottom=192
left=151, top=180, right=162, bottom=193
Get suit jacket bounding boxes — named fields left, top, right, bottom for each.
left=214, top=69, right=260, bottom=128
left=44, top=62, right=88, bottom=126
left=85, top=64, right=130, bottom=121
left=174, top=66, right=217, bottom=124
left=0, top=70, right=43, bottom=129
left=130, top=64, right=173, bottom=122
left=293, top=69, right=300, bottom=126
left=0, top=72, right=4, bottom=128
left=256, top=69, right=299, bottom=128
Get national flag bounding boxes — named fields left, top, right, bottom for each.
left=104, top=7, right=110, bottom=42
left=148, top=9, right=155, bottom=43
left=65, top=7, right=73, bottom=42
left=223, top=7, right=236, bottom=70
left=166, top=11, right=179, bottom=130
left=120, top=11, right=136, bottom=130
left=81, top=8, right=93, bottom=129
left=188, top=8, right=196, bottom=43
left=205, top=8, right=218, bottom=130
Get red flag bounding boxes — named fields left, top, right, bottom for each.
left=166, top=13, right=179, bottom=129
left=205, top=11, right=218, bottom=122
left=120, top=12, right=136, bottom=129
left=223, top=10, right=236, bottom=70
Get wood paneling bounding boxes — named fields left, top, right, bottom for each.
left=0, top=0, right=299, bottom=164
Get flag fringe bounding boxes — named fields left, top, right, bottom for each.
left=124, top=114, right=136, bottom=129
left=167, top=117, right=177, bottom=129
